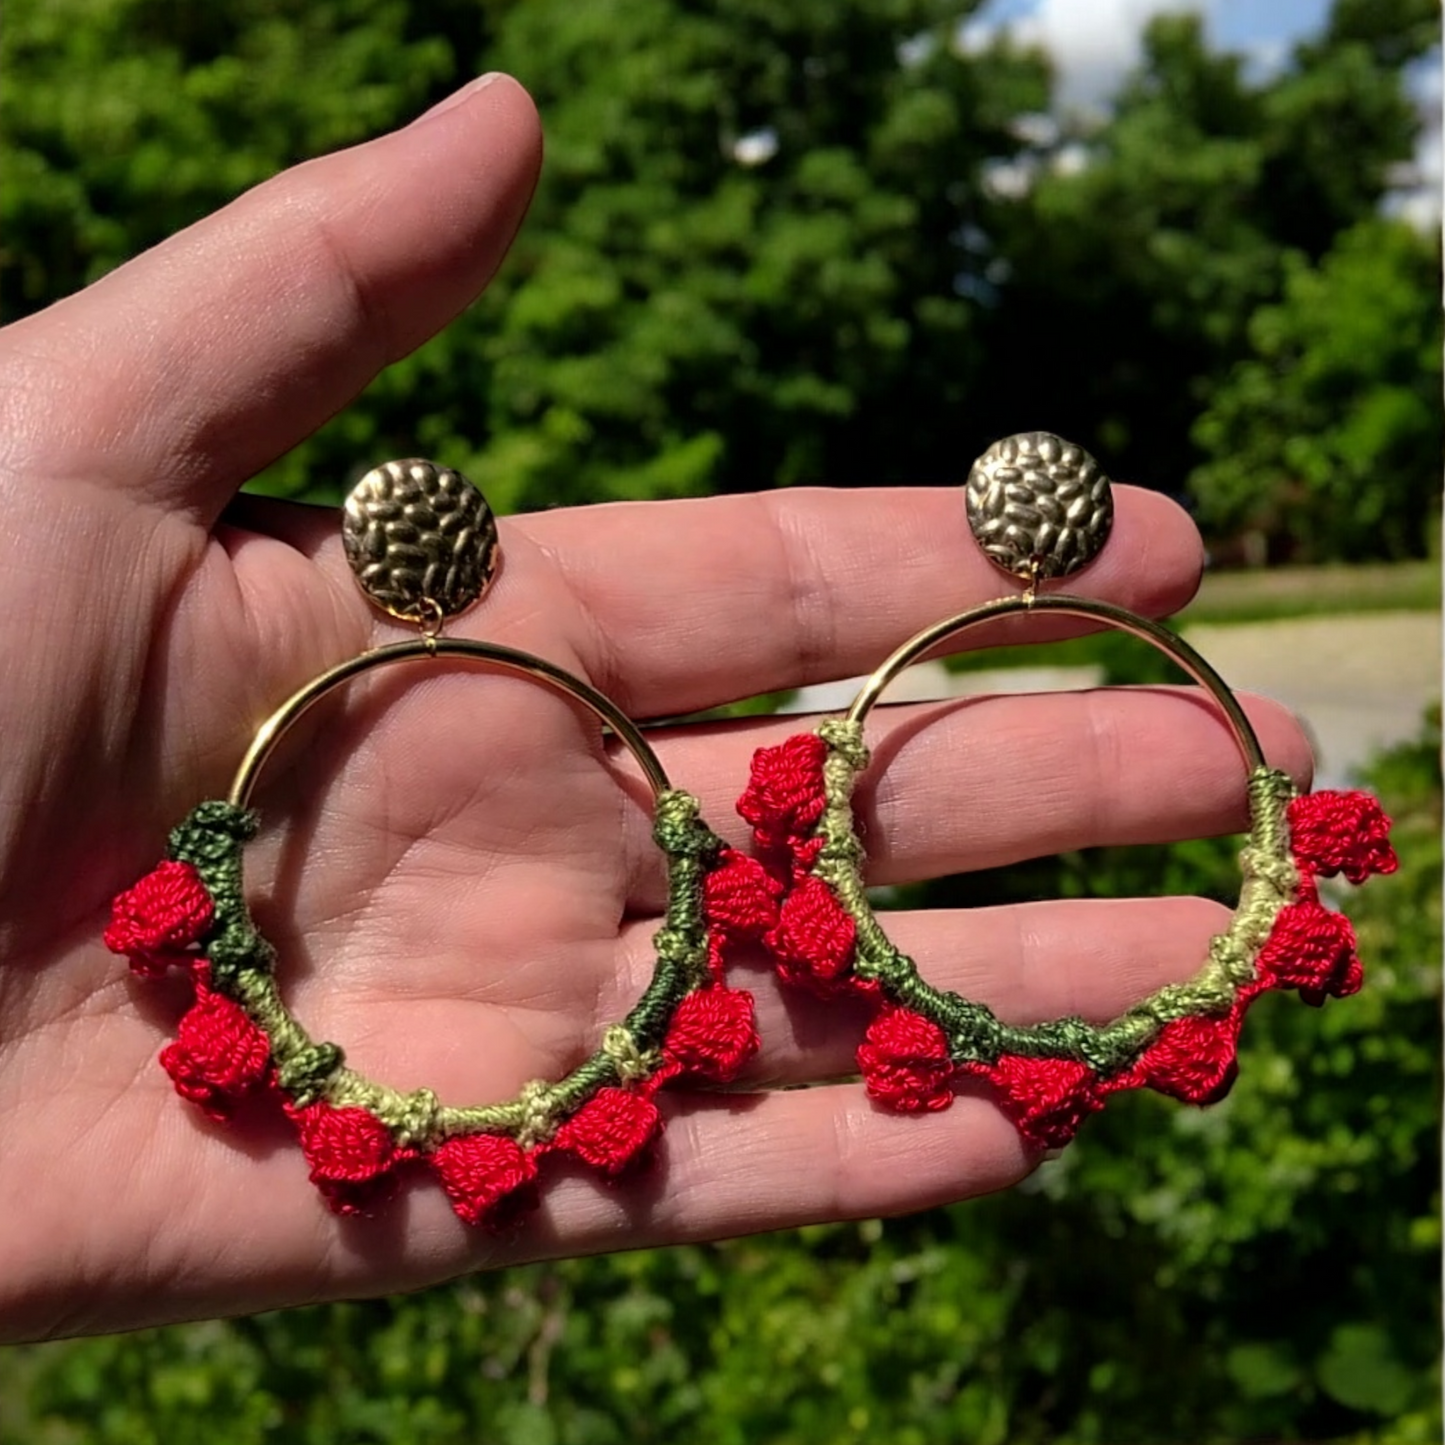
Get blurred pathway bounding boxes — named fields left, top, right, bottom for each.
left=1182, top=612, right=1439, bottom=787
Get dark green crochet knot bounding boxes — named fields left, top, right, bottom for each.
left=168, top=801, right=259, bottom=867
left=275, top=1043, right=345, bottom=1104
left=934, top=999, right=1008, bottom=1063
left=1068, top=1019, right=1154, bottom=1074
left=652, top=926, right=705, bottom=969
left=205, top=928, right=276, bottom=986
left=653, top=789, right=721, bottom=859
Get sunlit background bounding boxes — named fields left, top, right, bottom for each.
left=1, top=0, right=1439, bottom=1439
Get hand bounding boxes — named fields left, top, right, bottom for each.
left=0, top=74, right=1309, bottom=1342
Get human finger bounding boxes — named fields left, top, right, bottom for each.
left=518, top=479, right=1205, bottom=717
left=510, top=1082, right=1035, bottom=1263
left=218, top=481, right=1205, bottom=722
left=618, top=687, right=1311, bottom=911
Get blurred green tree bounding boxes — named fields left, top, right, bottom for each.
left=413, top=0, right=1050, bottom=508
left=1, top=0, right=1052, bottom=506
left=0, top=0, right=457, bottom=310
left=1190, top=217, right=1442, bottom=561
left=4, top=0, right=1437, bottom=550
left=975, top=5, right=1439, bottom=517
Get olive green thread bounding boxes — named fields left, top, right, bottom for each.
left=514, top=1080, right=563, bottom=1150
left=164, top=787, right=721, bottom=1151
left=601, top=1025, right=659, bottom=1083
left=169, top=803, right=273, bottom=988
left=812, top=729, right=1299, bottom=1077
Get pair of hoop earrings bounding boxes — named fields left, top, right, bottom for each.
left=106, top=434, right=1397, bottom=1224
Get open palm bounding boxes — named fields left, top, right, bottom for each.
left=0, top=76, right=1309, bottom=1342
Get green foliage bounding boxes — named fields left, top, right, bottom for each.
left=426, top=0, right=1049, bottom=509
left=1190, top=218, right=1443, bottom=561
left=3, top=0, right=1438, bottom=560
left=975, top=6, right=1439, bottom=526
left=7, top=716, right=1438, bottom=1443
left=0, top=0, right=455, bottom=311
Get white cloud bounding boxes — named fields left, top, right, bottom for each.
left=982, top=156, right=1038, bottom=199
left=1385, top=48, right=1443, bottom=229
left=731, top=128, right=779, bottom=167
left=1051, top=141, right=1092, bottom=176
left=1010, top=112, right=1060, bottom=147
left=1003, top=0, right=1213, bottom=111
left=967, top=0, right=1303, bottom=112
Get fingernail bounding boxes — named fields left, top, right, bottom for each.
left=415, top=73, right=503, bottom=125
left=1040, top=1147, right=1067, bottom=1163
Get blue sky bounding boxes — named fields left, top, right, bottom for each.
left=971, top=0, right=1334, bottom=106
left=979, top=0, right=1331, bottom=50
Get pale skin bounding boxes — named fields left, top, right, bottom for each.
left=0, top=74, right=1311, bottom=1342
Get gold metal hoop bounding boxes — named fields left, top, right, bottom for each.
left=846, top=593, right=1266, bottom=774
left=229, top=638, right=671, bottom=809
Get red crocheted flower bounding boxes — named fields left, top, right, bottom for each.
left=664, top=986, right=760, bottom=1082
left=857, top=1006, right=958, bottom=1112
left=552, top=1087, right=662, bottom=1175
left=988, top=1054, right=1102, bottom=1151
left=104, top=859, right=213, bottom=976
left=430, top=1132, right=538, bottom=1227
left=158, top=975, right=270, bottom=1119
left=287, top=1101, right=408, bottom=1215
left=1287, top=790, right=1398, bottom=884
left=767, top=874, right=857, bottom=992
left=1255, top=896, right=1362, bottom=1003
left=702, top=848, right=782, bottom=940
left=1127, top=1009, right=1243, bottom=1105
left=738, top=734, right=829, bottom=852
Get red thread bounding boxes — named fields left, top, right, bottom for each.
left=552, top=1087, right=662, bottom=1174
left=286, top=1101, right=410, bottom=1215
left=857, top=1006, right=957, bottom=1112
left=158, top=971, right=270, bottom=1119
left=1125, top=1008, right=1243, bottom=1105
left=702, top=847, right=782, bottom=939
left=430, top=1132, right=538, bottom=1226
left=1287, top=790, right=1398, bottom=884
left=767, top=874, right=857, bottom=992
left=1256, top=894, right=1362, bottom=1002
left=664, top=986, right=760, bottom=1082
left=988, top=1055, right=1102, bottom=1150
left=104, top=860, right=213, bottom=975
left=738, top=734, right=829, bottom=858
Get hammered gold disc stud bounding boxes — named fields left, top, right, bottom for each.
left=342, top=459, right=499, bottom=626
left=965, top=431, right=1113, bottom=583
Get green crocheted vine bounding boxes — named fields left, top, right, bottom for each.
left=741, top=720, right=1394, bottom=1148
left=166, top=791, right=719, bottom=1146
left=810, top=719, right=1298, bottom=1074
left=108, top=782, right=781, bottom=1222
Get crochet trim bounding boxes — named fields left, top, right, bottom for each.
left=106, top=790, right=781, bottom=1223
left=739, top=721, right=1397, bottom=1149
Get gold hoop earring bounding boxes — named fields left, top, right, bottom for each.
left=106, top=461, right=778, bottom=1222
left=739, top=433, right=1396, bottom=1149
